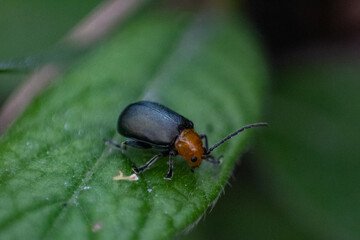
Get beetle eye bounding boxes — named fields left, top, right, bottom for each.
left=191, top=156, right=197, bottom=162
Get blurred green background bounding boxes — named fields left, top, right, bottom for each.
left=1, top=0, right=359, bottom=239
left=0, top=0, right=102, bottom=104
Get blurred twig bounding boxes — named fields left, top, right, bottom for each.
left=65, top=0, right=142, bottom=48
left=0, top=0, right=144, bottom=135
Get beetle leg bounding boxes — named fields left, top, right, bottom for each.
left=105, top=140, right=129, bottom=154
left=122, top=140, right=152, bottom=149
left=203, top=154, right=223, bottom=165
left=133, top=152, right=164, bottom=174
left=199, top=134, right=209, bottom=153
left=164, top=151, right=176, bottom=180
left=106, top=140, right=153, bottom=154
left=106, top=139, right=123, bottom=150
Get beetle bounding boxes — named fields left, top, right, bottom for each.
left=107, top=101, right=267, bottom=180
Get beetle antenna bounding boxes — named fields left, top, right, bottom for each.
left=207, top=122, right=268, bottom=154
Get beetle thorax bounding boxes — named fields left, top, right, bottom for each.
left=174, top=129, right=204, bottom=167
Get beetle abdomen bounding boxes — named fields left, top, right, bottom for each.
left=117, top=101, right=193, bottom=146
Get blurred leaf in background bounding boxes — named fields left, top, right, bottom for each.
left=258, top=60, right=360, bottom=239
left=0, top=0, right=102, bottom=60
left=184, top=58, right=360, bottom=240
left=0, top=0, right=102, bottom=105
left=182, top=0, right=360, bottom=238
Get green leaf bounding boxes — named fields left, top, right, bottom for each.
left=178, top=162, right=313, bottom=240
left=259, top=60, right=360, bottom=239
left=0, top=7, right=267, bottom=240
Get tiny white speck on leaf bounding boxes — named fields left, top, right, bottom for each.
left=92, top=222, right=103, bottom=232
left=147, top=189, right=152, bottom=193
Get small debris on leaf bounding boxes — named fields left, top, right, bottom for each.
left=113, top=170, right=138, bottom=181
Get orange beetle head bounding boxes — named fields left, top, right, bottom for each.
left=175, top=129, right=204, bottom=167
